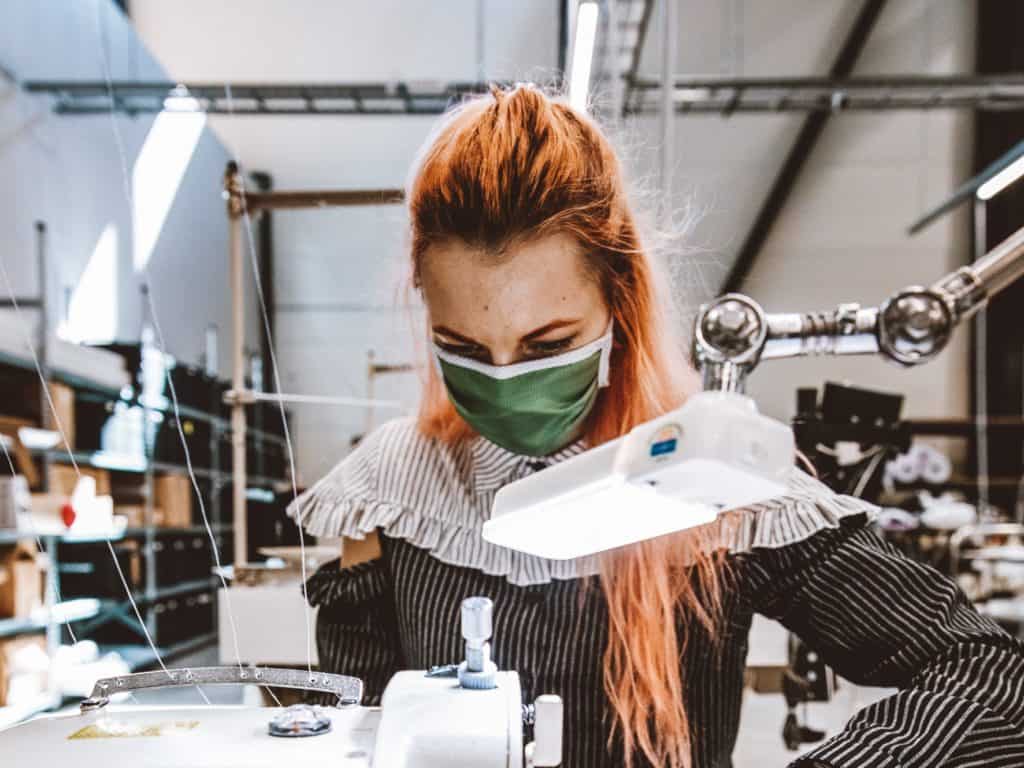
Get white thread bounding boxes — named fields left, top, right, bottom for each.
left=92, top=0, right=211, bottom=704
left=224, top=83, right=314, bottom=679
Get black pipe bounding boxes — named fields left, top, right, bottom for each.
left=249, top=171, right=275, bottom=392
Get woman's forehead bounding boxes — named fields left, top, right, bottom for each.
left=420, top=233, right=605, bottom=339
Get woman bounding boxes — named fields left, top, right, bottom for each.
left=290, top=84, right=1024, bottom=767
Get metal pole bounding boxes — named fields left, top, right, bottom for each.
left=659, top=0, right=676, bottom=225
left=370, top=352, right=382, bottom=436
left=226, top=165, right=248, bottom=567
left=973, top=196, right=990, bottom=515
left=35, top=222, right=51, bottom=492
left=606, top=0, right=623, bottom=121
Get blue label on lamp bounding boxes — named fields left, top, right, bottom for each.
left=648, top=423, right=682, bottom=459
left=650, top=438, right=677, bottom=457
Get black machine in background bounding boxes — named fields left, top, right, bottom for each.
left=793, top=382, right=911, bottom=504
left=781, top=381, right=912, bottom=750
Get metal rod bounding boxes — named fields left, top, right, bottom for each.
left=369, top=362, right=417, bottom=375
left=974, top=197, right=990, bottom=514
left=659, top=0, right=676, bottom=225
left=605, top=0, right=622, bottom=119
left=242, top=188, right=404, bottom=211
left=35, top=222, right=50, bottom=493
left=25, top=75, right=1024, bottom=116
left=694, top=222, right=1024, bottom=392
left=0, top=299, right=43, bottom=308
left=631, top=73, right=1024, bottom=90
left=226, top=170, right=248, bottom=568
left=620, top=0, right=655, bottom=117
left=970, top=221, right=1024, bottom=299
left=908, top=138, right=1024, bottom=234
left=237, top=390, right=402, bottom=409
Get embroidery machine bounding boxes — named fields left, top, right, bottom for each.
left=0, top=597, right=563, bottom=767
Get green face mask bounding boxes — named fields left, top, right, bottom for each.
left=434, top=325, right=613, bottom=457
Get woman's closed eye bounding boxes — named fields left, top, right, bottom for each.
left=435, top=340, right=491, bottom=361
left=522, top=335, right=577, bottom=359
left=435, top=334, right=579, bottom=364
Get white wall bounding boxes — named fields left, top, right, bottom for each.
left=131, top=0, right=560, bottom=482
left=0, top=0, right=258, bottom=375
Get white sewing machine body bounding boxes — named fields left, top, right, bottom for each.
left=0, top=670, right=529, bottom=768
left=0, top=598, right=562, bottom=768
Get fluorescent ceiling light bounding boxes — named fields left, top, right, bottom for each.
left=977, top=155, right=1024, bottom=201
left=568, top=2, right=599, bottom=112
left=483, top=392, right=795, bottom=560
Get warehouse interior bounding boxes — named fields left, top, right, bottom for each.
left=1, top=1, right=1023, bottom=766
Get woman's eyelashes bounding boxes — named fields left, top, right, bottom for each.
left=435, top=335, right=578, bottom=363
left=435, top=340, right=490, bottom=361
left=523, top=335, right=576, bottom=358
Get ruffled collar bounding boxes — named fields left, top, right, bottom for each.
left=469, top=435, right=590, bottom=493
left=287, top=417, right=877, bottom=586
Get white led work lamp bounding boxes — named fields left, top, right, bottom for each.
left=484, top=224, right=1024, bottom=560
left=485, top=392, right=794, bottom=560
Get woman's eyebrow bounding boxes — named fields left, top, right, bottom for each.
left=432, top=325, right=485, bottom=346
left=520, top=318, right=581, bottom=341
left=433, top=318, right=581, bottom=346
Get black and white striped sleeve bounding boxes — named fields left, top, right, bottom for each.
left=304, top=557, right=405, bottom=706
left=744, top=515, right=1024, bottom=768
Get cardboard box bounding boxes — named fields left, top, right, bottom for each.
left=47, top=464, right=110, bottom=497
left=46, top=382, right=75, bottom=451
left=0, top=541, right=43, bottom=619
left=28, top=493, right=70, bottom=534
left=0, top=635, right=48, bottom=707
left=153, top=474, right=192, bottom=528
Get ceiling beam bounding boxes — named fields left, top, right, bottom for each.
left=720, top=0, right=889, bottom=294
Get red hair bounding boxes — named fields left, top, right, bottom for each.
left=407, top=83, right=724, bottom=768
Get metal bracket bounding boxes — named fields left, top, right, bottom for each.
left=80, top=666, right=363, bottom=712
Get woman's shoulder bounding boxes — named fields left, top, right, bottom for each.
left=714, top=467, right=878, bottom=555
left=287, top=416, right=597, bottom=587
left=285, top=416, right=472, bottom=537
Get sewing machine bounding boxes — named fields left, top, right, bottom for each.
left=0, top=597, right=563, bottom=768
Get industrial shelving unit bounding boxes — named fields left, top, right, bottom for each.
left=0, top=226, right=293, bottom=725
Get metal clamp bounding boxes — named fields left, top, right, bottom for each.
left=80, top=666, right=363, bottom=712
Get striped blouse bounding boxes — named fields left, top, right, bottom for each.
left=289, top=418, right=1024, bottom=767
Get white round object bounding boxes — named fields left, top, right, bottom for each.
left=921, top=500, right=976, bottom=530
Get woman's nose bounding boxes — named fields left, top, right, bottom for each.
left=488, top=346, right=520, bottom=366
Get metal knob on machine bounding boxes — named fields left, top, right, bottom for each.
left=458, top=596, right=498, bottom=690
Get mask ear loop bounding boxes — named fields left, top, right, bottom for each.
left=597, top=320, right=614, bottom=388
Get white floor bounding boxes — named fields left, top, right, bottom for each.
left=734, top=683, right=896, bottom=766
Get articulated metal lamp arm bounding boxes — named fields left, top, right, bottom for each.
left=693, top=224, right=1024, bottom=392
